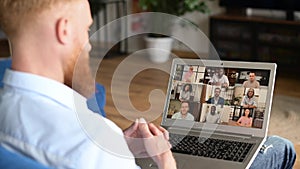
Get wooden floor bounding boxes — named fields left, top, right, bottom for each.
left=275, top=73, right=300, bottom=168
left=94, top=53, right=300, bottom=168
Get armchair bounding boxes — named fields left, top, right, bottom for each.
left=0, top=145, right=51, bottom=169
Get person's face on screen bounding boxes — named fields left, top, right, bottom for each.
left=247, top=89, right=254, bottom=97
left=180, top=102, right=189, bottom=115
left=210, top=106, right=216, bottom=115
left=184, top=85, right=190, bottom=91
left=244, top=109, right=250, bottom=117
left=214, top=88, right=220, bottom=97
left=249, top=73, right=256, bottom=82
left=218, top=69, right=224, bottom=77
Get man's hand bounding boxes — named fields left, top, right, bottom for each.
left=124, top=119, right=148, bottom=157
left=123, top=118, right=176, bottom=169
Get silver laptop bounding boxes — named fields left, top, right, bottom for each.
left=136, top=58, right=276, bottom=169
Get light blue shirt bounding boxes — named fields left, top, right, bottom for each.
left=0, top=69, right=140, bottom=169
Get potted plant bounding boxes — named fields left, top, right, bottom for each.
left=139, top=0, right=211, bottom=63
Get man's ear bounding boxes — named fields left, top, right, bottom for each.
left=56, top=18, right=70, bottom=44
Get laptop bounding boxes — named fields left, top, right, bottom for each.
left=136, top=58, right=276, bottom=169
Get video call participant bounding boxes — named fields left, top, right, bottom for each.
left=183, top=66, right=194, bottom=82
left=208, top=68, right=229, bottom=88
left=206, top=87, right=225, bottom=106
left=171, top=101, right=194, bottom=121
left=242, top=88, right=257, bottom=108
left=0, top=1, right=176, bottom=169
left=236, top=109, right=253, bottom=127
left=204, top=105, right=220, bottom=124
left=243, top=72, right=260, bottom=88
left=0, top=0, right=296, bottom=168
left=179, top=83, right=192, bottom=101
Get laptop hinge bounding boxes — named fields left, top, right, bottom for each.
left=166, top=126, right=255, bottom=140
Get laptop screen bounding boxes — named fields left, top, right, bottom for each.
left=162, top=59, right=276, bottom=137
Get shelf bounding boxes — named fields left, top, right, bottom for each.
left=210, top=14, right=300, bottom=26
left=210, top=14, right=300, bottom=72
left=257, top=41, right=300, bottom=49
left=214, top=36, right=253, bottom=44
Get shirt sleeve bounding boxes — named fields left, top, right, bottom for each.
left=172, top=112, right=179, bottom=119
left=76, top=117, right=141, bottom=169
left=224, top=75, right=229, bottom=85
left=241, top=97, right=246, bottom=106
left=78, top=142, right=141, bottom=169
left=209, top=75, right=216, bottom=83
left=252, top=99, right=257, bottom=107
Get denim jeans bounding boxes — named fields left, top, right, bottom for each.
left=250, top=136, right=296, bottom=169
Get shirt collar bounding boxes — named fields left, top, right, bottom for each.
left=2, top=69, right=85, bottom=110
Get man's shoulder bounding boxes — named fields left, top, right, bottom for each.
left=217, top=97, right=225, bottom=103
left=187, top=113, right=194, bottom=120
left=173, top=112, right=180, bottom=116
left=255, top=81, right=260, bottom=86
left=207, top=98, right=213, bottom=102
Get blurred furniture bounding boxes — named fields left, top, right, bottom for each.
left=0, top=39, right=10, bottom=58
left=0, top=58, right=11, bottom=88
left=210, top=14, right=300, bottom=73
left=89, top=0, right=128, bottom=54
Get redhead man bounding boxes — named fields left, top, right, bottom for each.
left=0, top=1, right=175, bottom=169
left=0, top=1, right=295, bottom=169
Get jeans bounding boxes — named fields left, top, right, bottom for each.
left=250, top=136, right=296, bottom=169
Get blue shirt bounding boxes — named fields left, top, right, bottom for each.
left=0, top=69, right=140, bottom=169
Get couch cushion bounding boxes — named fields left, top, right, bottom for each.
left=0, top=146, right=51, bottom=169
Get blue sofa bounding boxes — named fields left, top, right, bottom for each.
left=0, top=58, right=107, bottom=168
left=0, top=146, right=52, bottom=169
left=0, top=58, right=11, bottom=88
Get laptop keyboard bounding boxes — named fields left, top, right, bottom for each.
left=170, top=133, right=253, bottom=163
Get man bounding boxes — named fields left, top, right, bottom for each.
left=171, top=101, right=194, bottom=121
left=206, top=87, right=225, bottom=106
left=243, top=72, right=260, bottom=88
left=208, top=68, right=229, bottom=88
left=0, top=1, right=296, bottom=169
left=0, top=1, right=175, bottom=169
left=204, top=106, right=220, bottom=124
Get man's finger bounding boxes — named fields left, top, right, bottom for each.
left=148, top=123, right=163, bottom=136
left=138, top=118, right=152, bottom=138
left=124, top=119, right=138, bottom=137
left=148, top=123, right=169, bottom=141
left=158, top=126, right=169, bottom=140
left=144, top=134, right=171, bottom=157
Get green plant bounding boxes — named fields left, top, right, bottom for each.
left=139, top=0, right=211, bottom=16
left=138, top=0, right=212, bottom=37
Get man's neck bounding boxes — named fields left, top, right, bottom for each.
left=10, top=41, right=64, bottom=84
left=181, top=113, right=187, bottom=118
